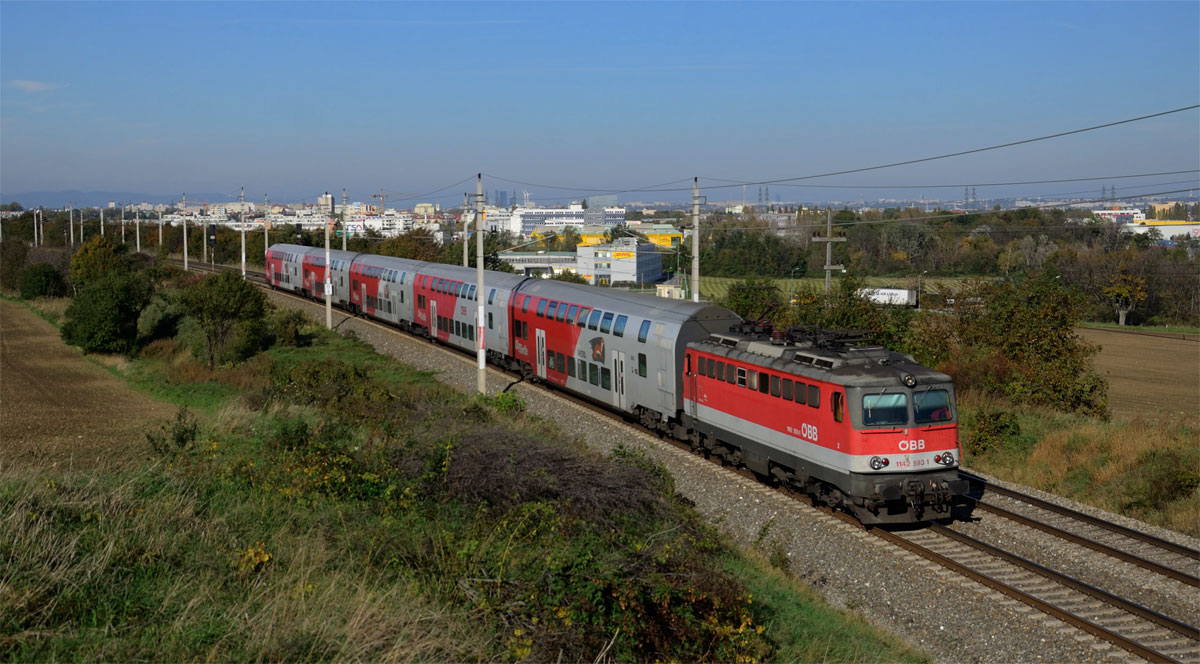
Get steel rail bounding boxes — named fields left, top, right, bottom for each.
left=961, top=471, right=1200, bottom=561
left=872, top=527, right=1184, bottom=664
left=931, top=524, right=1200, bottom=640
left=966, top=498, right=1199, bottom=587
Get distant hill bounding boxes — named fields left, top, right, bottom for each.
left=0, top=190, right=234, bottom=209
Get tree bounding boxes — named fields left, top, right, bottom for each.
left=61, top=272, right=153, bottom=354
left=19, top=263, right=67, bottom=299
left=179, top=270, right=266, bottom=369
left=1102, top=263, right=1148, bottom=326
left=70, top=235, right=126, bottom=287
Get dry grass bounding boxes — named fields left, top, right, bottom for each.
left=25, top=296, right=72, bottom=326
left=0, top=466, right=493, bottom=662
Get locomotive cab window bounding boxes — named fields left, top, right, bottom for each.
left=914, top=389, right=953, bottom=423
left=770, top=375, right=781, bottom=397
left=862, top=393, right=907, bottom=426
left=833, top=392, right=844, bottom=423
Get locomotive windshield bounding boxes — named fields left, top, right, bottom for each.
left=862, top=393, right=908, bottom=426
left=913, top=389, right=953, bottom=423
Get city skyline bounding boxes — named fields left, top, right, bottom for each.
left=2, top=1, right=1197, bottom=206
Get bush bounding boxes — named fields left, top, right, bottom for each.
left=962, top=406, right=1022, bottom=458
left=146, top=406, right=200, bottom=455
left=178, top=270, right=266, bottom=369
left=137, top=291, right=184, bottom=343
left=18, top=263, right=67, bottom=299
left=0, top=240, right=29, bottom=291
left=60, top=272, right=153, bottom=354
left=267, top=306, right=311, bottom=348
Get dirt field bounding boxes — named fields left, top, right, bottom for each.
left=1077, top=326, right=1199, bottom=422
left=0, top=300, right=176, bottom=471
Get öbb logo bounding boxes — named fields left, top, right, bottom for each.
left=898, top=439, right=926, bottom=451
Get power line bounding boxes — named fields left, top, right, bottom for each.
left=695, top=169, right=1200, bottom=191
left=481, top=105, right=1199, bottom=197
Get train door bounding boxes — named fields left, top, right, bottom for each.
left=429, top=300, right=437, bottom=336
left=360, top=282, right=367, bottom=313
left=613, top=351, right=627, bottom=410
left=535, top=329, right=547, bottom=380
left=685, top=353, right=697, bottom=419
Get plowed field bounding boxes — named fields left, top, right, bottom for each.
left=0, top=300, right=175, bottom=471
left=1077, top=326, right=1199, bottom=422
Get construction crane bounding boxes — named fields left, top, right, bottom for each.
left=371, top=190, right=417, bottom=216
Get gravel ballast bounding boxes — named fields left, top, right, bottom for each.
left=272, top=294, right=1193, bottom=663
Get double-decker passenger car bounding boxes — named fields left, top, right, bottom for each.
left=264, top=244, right=967, bottom=523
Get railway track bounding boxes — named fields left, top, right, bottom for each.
left=179, top=257, right=1200, bottom=663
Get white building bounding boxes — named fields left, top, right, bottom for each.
left=508, top=204, right=626, bottom=236
left=1093, top=208, right=1146, bottom=224
left=576, top=237, right=662, bottom=286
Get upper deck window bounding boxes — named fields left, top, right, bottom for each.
left=637, top=320, right=651, bottom=343
left=613, top=315, right=628, bottom=337
left=863, top=393, right=908, bottom=426
left=914, top=389, right=952, bottom=423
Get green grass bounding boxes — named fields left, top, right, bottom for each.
left=3, top=318, right=930, bottom=662
left=1079, top=321, right=1200, bottom=334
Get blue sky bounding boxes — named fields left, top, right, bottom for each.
left=2, top=1, right=1197, bottom=206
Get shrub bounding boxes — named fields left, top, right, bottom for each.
left=146, top=406, right=200, bottom=455
left=178, top=270, right=266, bottom=369
left=70, top=235, right=126, bottom=287
left=267, top=306, right=312, bottom=348
left=962, top=406, right=1022, bottom=458
left=137, top=291, right=184, bottom=343
left=60, top=272, right=153, bottom=354
left=18, top=263, right=67, bottom=299
left=0, top=240, right=29, bottom=291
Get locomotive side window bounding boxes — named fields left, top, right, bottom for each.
left=707, top=358, right=716, bottom=378
left=638, top=353, right=647, bottom=377
left=600, top=312, right=614, bottom=334
left=782, top=379, right=793, bottom=400
left=715, top=361, right=725, bottom=381
left=808, top=385, right=820, bottom=409
left=770, top=375, right=781, bottom=397
left=748, top=370, right=757, bottom=390
left=914, top=389, right=952, bottom=423
left=794, top=382, right=806, bottom=405
left=727, top=366, right=737, bottom=385
left=759, top=372, right=771, bottom=394
left=833, top=392, right=844, bottom=422
left=638, top=320, right=651, bottom=343
left=566, top=305, right=579, bottom=324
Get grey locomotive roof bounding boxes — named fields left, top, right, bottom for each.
left=691, top=335, right=952, bottom=388
left=516, top=279, right=741, bottom=326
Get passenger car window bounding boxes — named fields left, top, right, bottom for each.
left=546, top=302, right=557, bottom=319
left=638, top=353, right=647, bottom=377
left=566, top=305, right=579, bottom=324
left=537, top=300, right=548, bottom=317
left=638, top=320, right=651, bottom=343
left=600, top=312, right=614, bottom=334
left=587, top=310, right=602, bottom=330
left=613, top=315, right=628, bottom=337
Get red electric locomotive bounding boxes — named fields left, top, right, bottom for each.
left=683, top=326, right=967, bottom=524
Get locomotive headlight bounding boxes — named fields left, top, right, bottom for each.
left=938, top=452, right=955, bottom=466
left=902, top=374, right=916, bottom=387
left=870, top=456, right=885, bottom=470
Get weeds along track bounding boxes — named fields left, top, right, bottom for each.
left=178, top=259, right=1200, bottom=663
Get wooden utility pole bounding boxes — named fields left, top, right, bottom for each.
left=812, top=209, right=845, bottom=293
